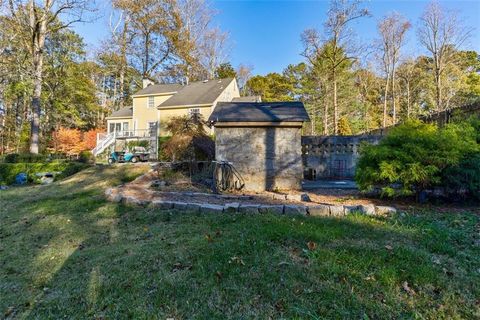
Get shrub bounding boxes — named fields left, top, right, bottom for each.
left=162, top=114, right=215, bottom=161
left=0, top=160, right=90, bottom=185
left=78, top=151, right=94, bottom=163
left=3, top=153, right=47, bottom=163
left=442, top=153, right=480, bottom=201
left=355, top=119, right=479, bottom=198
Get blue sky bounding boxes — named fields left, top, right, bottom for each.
left=74, top=0, right=480, bottom=75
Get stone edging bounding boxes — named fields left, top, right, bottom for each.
left=105, top=188, right=397, bottom=217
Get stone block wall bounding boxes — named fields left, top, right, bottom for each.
left=215, top=126, right=303, bottom=191
left=302, top=135, right=382, bottom=179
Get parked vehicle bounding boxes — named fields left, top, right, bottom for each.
left=108, top=147, right=149, bottom=164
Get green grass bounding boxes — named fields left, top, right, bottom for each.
left=1, top=165, right=479, bottom=319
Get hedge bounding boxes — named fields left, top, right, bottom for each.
left=0, top=160, right=90, bottom=185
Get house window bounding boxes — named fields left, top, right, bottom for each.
left=148, top=121, right=157, bottom=136
left=189, top=108, right=200, bottom=116
left=148, top=96, right=155, bottom=108
left=109, top=123, right=115, bottom=133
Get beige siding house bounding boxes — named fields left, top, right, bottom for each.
left=106, top=78, right=239, bottom=136
left=94, top=78, right=242, bottom=156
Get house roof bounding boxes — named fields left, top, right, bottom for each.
left=106, top=106, right=133, bottom=119
left=208, top=101, right=310, bottom=123
left=158, top=78, right=235, bottom=108
left=133, top=83, right=183, bottom=96
left=232, top=96, right=262, bottom=102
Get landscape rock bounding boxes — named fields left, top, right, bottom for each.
left=284, top=205, right=307, bottom=215
left=286, top=193, right=311, bottom=202
left=186, top=203, right=201, bottom=213
left=258, top=205, right=284, bottom=214
left=150, top=180, right=167, bottom=188
left=200, top=204, right=224, bottom=214
left=238, top=204, right=260, bottom=214
left=329, top=205, right=345, bottom=217
left=359, top=204, right=376, bottom=216
left=105, top=188, right=122, bottom=202
left=149, top=200, right=174, bottom=210
left=375, top=206, right=397, bottom=215
left=123, top=196, right=147, bottom=206
left=344, top=205, right=360, bottom=215
left=271, top=193, right=287, bottom=200
left=224, top=202, right=240, bottom=213
left=308, top=204, right=330, bottom=216
left=172, top=202, right=188, bottom=210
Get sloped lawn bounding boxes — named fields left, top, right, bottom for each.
left=0, top=165, right=479, bottom=319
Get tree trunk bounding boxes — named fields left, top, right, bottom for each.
left=406, top=81, right=411, bottom=119
left=382, top=74, right=390, bottom=128
left=391, top=67, right=396, bottom=124
left=118, top=19, right=128, bottom=108
left=332, top=70, right=338, bottom=135
left=30, top=41, right=46, bottom=154
left=28, top=1, right=47, bottom=154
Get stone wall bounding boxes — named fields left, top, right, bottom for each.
left=302, top=135, right=382, bottom=179
left=215, top=126, right=303, bottom=191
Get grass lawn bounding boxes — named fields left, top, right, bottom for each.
left=1, top=165, right=479, bottom=319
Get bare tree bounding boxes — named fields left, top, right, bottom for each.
left=377, top=12, right=410, bottom=127
left=6, top=0, right=95, bottom=153
left=108, top=10, right=132, bottom=108
left=417, top=1, right=471, bottom=112
left=302, top=0, right=369, bottom=134
left=199, top=27, right=230, bottom=79
left=113, top=0, right=180, bottom=79
left=236, top=63, right=253, bottom=95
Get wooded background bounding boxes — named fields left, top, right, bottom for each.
left=0, top=0, right=479, bottom=154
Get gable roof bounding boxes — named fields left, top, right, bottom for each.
left=133, top=83, right=183, bottom=96
left=208, top=101, right=310, bottom=123
left=158, top=78, right=235, bottom=108
left=232, top=96, right=262, bottom=102
left=106, top=106, right=133, bottom=119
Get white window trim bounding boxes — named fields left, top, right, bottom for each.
left=148, top=96, right=155, bottom=108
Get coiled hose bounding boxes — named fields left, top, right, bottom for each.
left=212, top=161, right=245, bottom=193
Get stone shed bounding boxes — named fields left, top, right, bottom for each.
left=209, top=101, right=310, bottom=192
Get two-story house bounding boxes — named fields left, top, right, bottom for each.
left=93, top=78, right=244, bottom=157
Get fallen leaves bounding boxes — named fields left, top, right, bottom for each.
left=307, top=241, right=317, bottom=251
left=402, top=281, right=416, bottom=296
left=228, top=256, right=245, bottom=266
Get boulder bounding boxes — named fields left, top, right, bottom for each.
left=344, top=205, right=360, bottom=215
left=308, top=204, right=330, bottom=217
left=224, top=202, right=240, bottom=213
left=123, top=196, right=147, bottom=206
left=375, top=206, right=397, bottom=215
left=359, top=204, right=376, bottom=216
left=186, top=203, right=201, bottom=213
left=258, top=205, right=284, bottom=214
left=286, top=193, right=311, bottom=202
left=238, top=204, right=260, bottom=214
left=200, top=204, right=224, bottom=214
left=284, top=205, right=308, bottom=215
left=172, top=202, right=188, bottom=210
left=329, top=205, right=344, bottom=217
left=149, top=200, right=174, bottom=210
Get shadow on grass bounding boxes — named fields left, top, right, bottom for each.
left=1, top=165, right=479, bottom=319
